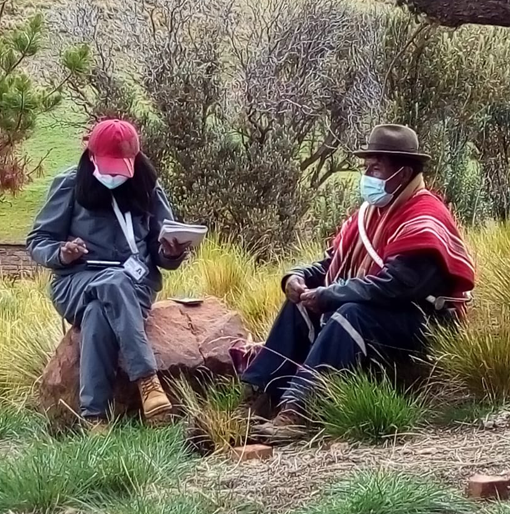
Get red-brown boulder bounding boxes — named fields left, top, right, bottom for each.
left=38, top=298, right=248, bottom=423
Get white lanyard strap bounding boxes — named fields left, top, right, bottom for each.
left=112, top=197, right=138, bottom=255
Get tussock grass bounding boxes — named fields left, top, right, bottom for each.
left=431, top=225, right=510, bottom=401
left=432, top=307, right=510, bottom=400
left=0, top=423, right=190, bottom=513
left=3, top=226, right=510, bottom=432
left=300, top=469, right=475, bottom=514
left=170, top=376, right=247, bottom=453
left=0, top=402, right=48, bottom=440
left=309, top=371, right=426, bottom=442
left=0, top=273, right=61, bottom=403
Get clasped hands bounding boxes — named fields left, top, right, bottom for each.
left=285, top=275, right=321, bottom=313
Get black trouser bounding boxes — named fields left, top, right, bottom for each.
left=242, top=300, right=428, bottom=407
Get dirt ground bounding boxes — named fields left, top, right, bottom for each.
left=189, top=420, right=510, bottom=513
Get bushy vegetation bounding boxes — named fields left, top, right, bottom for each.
left=308, top=371, right=427, bottom=442
left=35, top=0, right=508, bottom=252
left=299, top=470, right=475, bottom=514
left=171, top=376, right=248, bottom=453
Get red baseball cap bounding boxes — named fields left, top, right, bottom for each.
left=87, top=119, right=140, bottom=178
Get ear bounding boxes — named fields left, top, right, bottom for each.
left=402, top=166, right=414, bottom=182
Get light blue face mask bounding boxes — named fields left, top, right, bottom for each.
left=359, top=167, right=404, bottom=207
left=93, top=169, right=128, bottom=189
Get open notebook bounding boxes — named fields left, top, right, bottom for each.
left=158, top=220, right=208, bottom=248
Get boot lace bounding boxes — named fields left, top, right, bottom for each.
left=140, top=376, right=162, bottom=401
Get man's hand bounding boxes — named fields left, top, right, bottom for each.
left=60, top=238, right=88, bottom=265
left=161, top=238, right=191, bottom=258
left=285, top=275, right=307, bottom=304
left=300, top=289, right=321, bottom=313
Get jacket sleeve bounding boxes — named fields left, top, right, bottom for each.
left=316, top=253, right=448, bottom=312
left=26, top=172, right=75, bottom=270
left=148, top=184, right=188, bottom=270
left=281, top=248, right=334, bottom=291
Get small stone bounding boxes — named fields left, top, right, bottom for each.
left=468, top=474, right=510, bottom=499
left=231, top=444, right=274, bottom=462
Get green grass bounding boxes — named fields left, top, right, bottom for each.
left=432, top=399, right=498, bottom=426
left=487, top=504, right=510, bottom=514
left=0, top=403, right=48, bottom=440
left=0, top=104, right=84, bottom=243
left=309, top=371, right=426, bottom=442
left=300, top=470, right=475, bottom=514
left=0, top=422, right=191, bottom=513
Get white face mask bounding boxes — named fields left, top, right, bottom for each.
left=92, top=169, right=128, bottom=189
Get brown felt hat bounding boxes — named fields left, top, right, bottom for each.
left=354, top=124, right=430, bottom=161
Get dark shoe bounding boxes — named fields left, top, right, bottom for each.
left=254, top=405, right=306, bottom=441
left=82, top=416, right=109, bottom=435
left=238, top=383, right=272, bottom=420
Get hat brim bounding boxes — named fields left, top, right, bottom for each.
left=94, top=156, right=135, bottom=178
left=353, top=149, right=430, bottom=161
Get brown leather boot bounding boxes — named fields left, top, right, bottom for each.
left=255, top=404, right=306, bottom=441
left=137, top=374, right=172, bottom=419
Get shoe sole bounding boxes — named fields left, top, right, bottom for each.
left=144, top=403, right=173, bottom=419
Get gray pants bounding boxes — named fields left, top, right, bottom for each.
left=52, top=268, right=157, bottom=418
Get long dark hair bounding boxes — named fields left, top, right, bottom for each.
left=75, top=149, right=158, bottom=214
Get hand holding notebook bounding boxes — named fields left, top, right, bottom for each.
left=158, top=220, right=208, bottom=248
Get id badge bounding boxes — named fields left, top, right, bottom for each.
left=123, top=256, right=149, bottom=282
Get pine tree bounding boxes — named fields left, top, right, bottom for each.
left=0, top=0, right=90, bottom=194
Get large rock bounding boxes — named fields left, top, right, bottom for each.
left=39, top=298, right=248, bottom=423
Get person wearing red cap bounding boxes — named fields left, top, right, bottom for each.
left=27, top=119, right=190, bottom=429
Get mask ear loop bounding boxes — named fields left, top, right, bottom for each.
left=384, top=166, right=405, bottom=197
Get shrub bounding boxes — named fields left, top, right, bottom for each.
left=309, top=371, right=426, bottom=442
left=302, top=176, right=360, bottom=242
left=300, top=470, right=475, bottom=514
left=383, top=14, right=510, bottom=223
left=58, top=0, right=382, bottom=251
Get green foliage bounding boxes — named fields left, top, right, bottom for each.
left=303, top=176, right=359, bottom=241
left=309, top=371, right=426, bottom=442
left=0, top=5, right=89, bottom=195
left=431, top=307, right=510, bottom=401
left=65, top=0, right=375, bottom=251
left=432, top=399, right=497, bottom=426
left=300, top=470, right=475, bottom=514
left=383, top=14, right=510, bottom=223
left=103, top=495, right=219, bottom=514
left=0, top=423, right=190, bottom=512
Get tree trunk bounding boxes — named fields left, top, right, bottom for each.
left=401, top=0, right=510, bottom=28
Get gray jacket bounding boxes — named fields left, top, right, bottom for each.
left=26, top=168, right=185, bottom=291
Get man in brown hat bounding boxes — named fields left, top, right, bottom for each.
left=241, top=124, right=475, bottom=439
